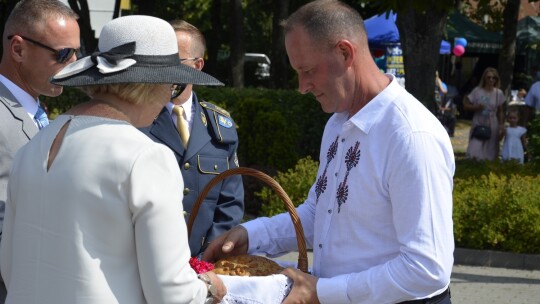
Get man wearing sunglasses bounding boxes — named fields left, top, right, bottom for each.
left=0, top=0, right=79, bottom=300
left=140, top=20, right=244, bottom=257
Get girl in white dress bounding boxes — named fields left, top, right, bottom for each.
left=501, top=109, right=527, bottom=164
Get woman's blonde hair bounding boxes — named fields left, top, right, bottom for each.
left=479, top=67, right=500, bottom=89
left=80, top=83, right=167, bottom=105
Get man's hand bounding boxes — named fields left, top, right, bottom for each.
left=201, top=225, right=249, bottom=262
left=281, top=268, right=320, bottom=304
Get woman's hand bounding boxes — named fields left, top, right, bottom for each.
left=202, top=271, right=227, bottom=304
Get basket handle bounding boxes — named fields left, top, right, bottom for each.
left=187, top=167, right=309, bottom=273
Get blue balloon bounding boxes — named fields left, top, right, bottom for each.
left=455, top=37, right=468, bottom=48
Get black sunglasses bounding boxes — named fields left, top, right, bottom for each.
left=171, top=83, right=187, bottom=99
left=7, top=34, right=79, bottom=64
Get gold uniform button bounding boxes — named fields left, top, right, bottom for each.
left=184, top=163, right=191, bottom=170
left=183, top=188, right=190, bottom=195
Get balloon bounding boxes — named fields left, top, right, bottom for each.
left=453, top=45, right=465, bottom=57
left=455, top=37, right=468, bottom=48
left=373, top=49, right=385, bottom=58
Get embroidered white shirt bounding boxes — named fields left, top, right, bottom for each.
left=243, top=75, right=455, bottom=303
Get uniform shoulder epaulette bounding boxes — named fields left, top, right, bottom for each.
left=200, top=101, right=231, bottom=118
left=199, top=100, right=237, bottom=144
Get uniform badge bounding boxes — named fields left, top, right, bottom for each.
left=218, top=114, right=233, bottom=128
left=234, top=152, right=240, bottom=167
left=201, top=112, right=207, bottom=127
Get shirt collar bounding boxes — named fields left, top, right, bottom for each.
left=347, top=74, right=399, bottom=134
left=0, top=74, right=40, bottom=117
left=167, top=92, right=194, bottom=124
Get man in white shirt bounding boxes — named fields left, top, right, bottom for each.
left=203, top=1, right=454, bottom=303
left=0, top=1, right=79, bottom=300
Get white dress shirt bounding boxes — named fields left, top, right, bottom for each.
left=167, top=93, right=194, bottom=132
left=0, top=115, right=206, bottom=303
left=243, top=75, right=455, bottom=303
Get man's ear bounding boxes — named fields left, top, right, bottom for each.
left=9, top=36, right=25, bottom=63
left=195, top=58, right=205, bottom=71
left=336, top=40, right=354, bottom=65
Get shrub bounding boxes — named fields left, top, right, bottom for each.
left=257, top=156, right=540, bottom=254
left=453, top=172, right=540, bottom=254
left=256, top=156, right=319, bottom=217
left=42, top=87, right=87, bottom=119
left=42, top=86, right=330, bottom=172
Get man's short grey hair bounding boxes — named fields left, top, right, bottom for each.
left=169, top=19, right=206, bottom=58
left=281, top=0, right=366, bottom=50
left=3, top=0, right=78, bottom=40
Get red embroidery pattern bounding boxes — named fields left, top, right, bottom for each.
left=336, top=141, right=361, bottom=213
left=315, top=136, right=339, bottom=204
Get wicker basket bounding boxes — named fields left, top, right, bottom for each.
left=187, top=167, right=309, bottom=273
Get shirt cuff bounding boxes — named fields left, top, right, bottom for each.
left=241, top=221, right=266, bottom=253
left=317, top=275, right=351, bottom=303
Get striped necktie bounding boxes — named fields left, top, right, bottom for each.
left=34, top=105, right=49, bottom=130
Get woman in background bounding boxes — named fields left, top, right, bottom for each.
left=463, top=67, right=505, bottom=161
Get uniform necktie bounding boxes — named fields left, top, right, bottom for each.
left=34, top=105, right=49, bottom=130
left=172, top=105, right=190, bottom=147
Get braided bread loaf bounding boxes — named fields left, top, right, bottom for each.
left=213, top=254, right=284, bottom=276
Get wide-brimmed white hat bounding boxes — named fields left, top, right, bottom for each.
left=51, top=15, right=222, bottom=87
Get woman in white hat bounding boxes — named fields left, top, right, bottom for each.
left=0, top=15, right=225, bottom=304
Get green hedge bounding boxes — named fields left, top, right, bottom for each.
left=43, top=86, right=330, bottom=172
left=256, top=156, right=540, bottom=254
left=45, top=87, right=540, bottom=253
left=453, top=172, right=540, bottom=253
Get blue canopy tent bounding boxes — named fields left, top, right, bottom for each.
left=365, top=11, right=451, bottom=54
left=365, top=11, right=450, bottom=79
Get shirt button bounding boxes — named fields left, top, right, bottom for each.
left=335, top=172, right=338, bottom=176
left=319, top=244, right=323, bottom=248
left=328, top=209, right=332, bottom=214
left=214, top=164, right=218, bottom=170
left=256, top=245, right=261, bottom=250
left=341, top=138, right=345, bottom=142
left=183, top=188, right=190, bottom=195
left=184, top=162, right=191, bottom=170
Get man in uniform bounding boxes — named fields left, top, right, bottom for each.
left=139, top=20, right=244, bottom=257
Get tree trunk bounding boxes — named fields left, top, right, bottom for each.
left=113, top=0, right=121, bottom=19
left=67, top=0, right=97, bottom=55
left=229, top=0, right=244, bottom=88
left=137, top=0, right=157, bottom=16
left=270, top=0, right=289, bottom=89
left=497, top=0, right=521, bottom=99
left=0, top=0, right=19, bottom=59
left=205, top=0, right=223, bottom=78
left=396, top=9, right=448, bottom=111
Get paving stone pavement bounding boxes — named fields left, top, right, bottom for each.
left=451, top=264, right=540, bottom=304
left=276, top=251, right=540, bottom=304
